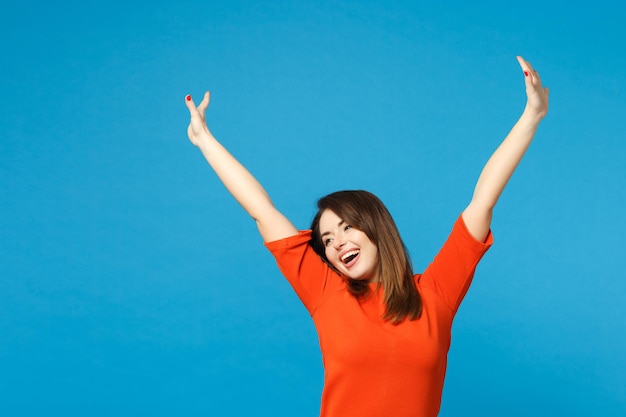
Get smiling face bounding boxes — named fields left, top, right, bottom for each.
left=318, top=209, right=380, bottom=282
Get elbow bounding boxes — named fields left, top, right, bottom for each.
left=463, top=202, right=493, bottom=242
left=468, top=196, right=496, bottom=215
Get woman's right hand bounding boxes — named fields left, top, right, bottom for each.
left=182, top=90, right=298, bottom=242
left=185, top=91, right=212, bottom=147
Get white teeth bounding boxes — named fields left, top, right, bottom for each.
left=341, top=250, right=360, bottom=263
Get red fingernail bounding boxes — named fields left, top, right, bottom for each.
left=186, top=94, right=191, bottom=101
left=524, top=71, right=529, bottom=77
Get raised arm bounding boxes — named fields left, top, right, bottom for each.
left=185, top=91, right=298, bottom=242
left=462, top=56, right=550, bottom=242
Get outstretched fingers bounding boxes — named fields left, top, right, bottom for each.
left=185, top=92, right=209, bottom=114
left=517, top=56, right=538, bottom=83
left=185, top=93, right=196, bottom=113
left=185, top=91, right=212, bottom=145
left=198, top=91, right=210, bottom=115
left=517, top=56, right=548, bottom=91
left=516, top=56, right=549, bottom=117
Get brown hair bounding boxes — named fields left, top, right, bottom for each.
left=310, top=190, right=422, bottom=324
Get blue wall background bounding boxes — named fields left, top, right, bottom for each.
left=1, top=1, right=625, bottom=415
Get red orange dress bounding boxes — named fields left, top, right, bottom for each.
left=265, top=215, right=493, bottom=417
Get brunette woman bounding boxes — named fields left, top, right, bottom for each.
left=184, top=56, right=549, bottom=417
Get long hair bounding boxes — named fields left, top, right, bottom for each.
left=310, top=190, right=422, bottom=324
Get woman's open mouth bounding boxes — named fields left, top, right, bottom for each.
left=341, top=249, right=360, bottom=267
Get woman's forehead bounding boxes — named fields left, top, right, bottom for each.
left=318, top=209, right=342, bottom=230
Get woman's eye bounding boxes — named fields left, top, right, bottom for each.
left=324, top=238, right=333, bottom=247
left=344, top=225, right=352, bottom=231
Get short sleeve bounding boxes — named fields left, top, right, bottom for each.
left=420, top=215, right=493, bottom=312
left=265, top=230, right=331, bottom=315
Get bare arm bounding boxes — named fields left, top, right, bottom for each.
left=185, top=92, right=298, bottom=242
left=462, top=56, right=550, bottom=241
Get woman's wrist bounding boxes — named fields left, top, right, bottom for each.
left=194, top=130, right=216, bottom=149
left=521, top=104, right=546, bottom=124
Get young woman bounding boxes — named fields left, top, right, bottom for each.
left=184, top=56, right=549, bottom=417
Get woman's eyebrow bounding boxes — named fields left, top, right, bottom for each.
left=320, top=220, right=345, bottom=237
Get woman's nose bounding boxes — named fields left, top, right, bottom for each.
left=332, top=235, right=346, bottom=249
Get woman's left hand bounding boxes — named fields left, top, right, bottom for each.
left=517, top=56, right=549, bottom=119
